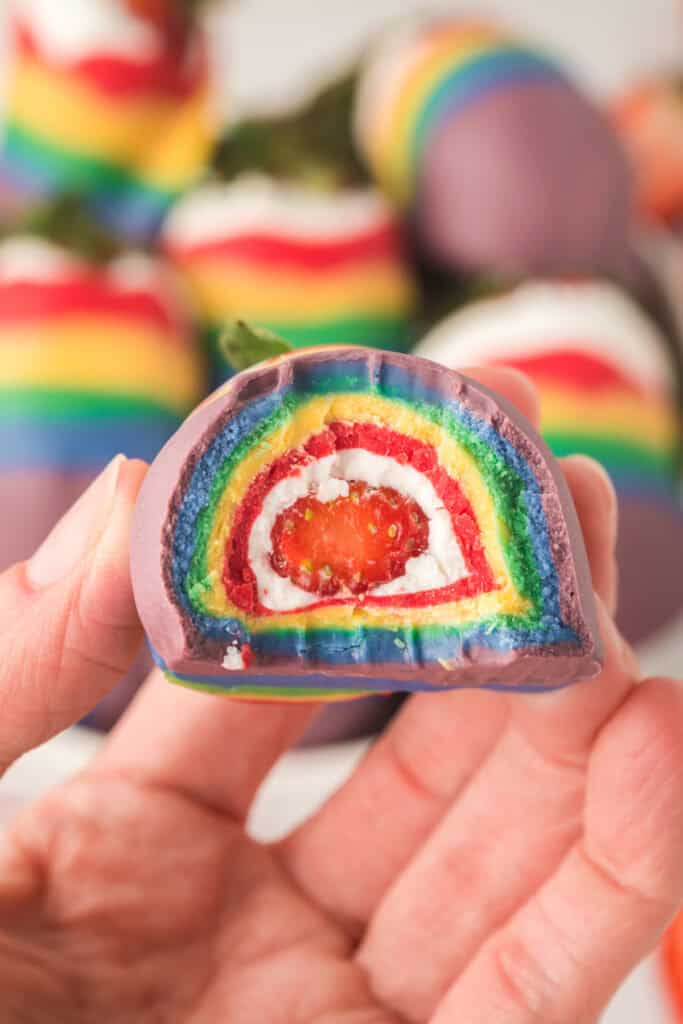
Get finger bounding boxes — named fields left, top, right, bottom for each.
left=462, top=366, right=540, bottom=428
left=561, top=454, right=618, bottom=616
left=354, top=607, right=635, bottom=1020
left=95, top=669, right=318, bottom=823
left=0, top=456, right=146, bottom=774
left=428, top=677, right=683, bottom=1024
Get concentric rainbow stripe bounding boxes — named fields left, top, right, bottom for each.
left=0, top=4, right=213, bottom=241
left=163, top=178, right=418, bottom=379
left=0, top=238, right=205, bottom=472
left=138, top=348, right=599, bottom=699
left=354, top=19, right=566, bottom=205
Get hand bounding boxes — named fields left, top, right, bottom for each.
left=1, top=369, right=682, bottom=1024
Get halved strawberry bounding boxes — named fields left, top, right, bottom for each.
left=271, top=482, right=429, bottom=596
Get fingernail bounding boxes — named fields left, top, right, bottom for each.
left=565, top=454, right=619, bottom=551
left=596, top=596, right=640, bottom=678
left=26, top=456, right=125, bottom=590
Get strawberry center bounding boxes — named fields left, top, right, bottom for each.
left=270, top=482, right=429, bottom=597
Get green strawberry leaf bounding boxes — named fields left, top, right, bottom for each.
left=219, top=320, right=293, bottom=371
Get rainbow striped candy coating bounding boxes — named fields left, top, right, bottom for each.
left=132, top=347, right=601, bottom=700
left=0, top=236, right=205, bottom=478
left=0, top=0, right=214, bottom=242
left=163, top=176, right=419, bottom=380
left=416, top=278, right=683, bottom=644
left=354, top=18, right=566, bottom=207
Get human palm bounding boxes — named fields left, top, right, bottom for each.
left=1, top=370, right=683, bottom=1024
left=1, top=770, right=386, bottom=1023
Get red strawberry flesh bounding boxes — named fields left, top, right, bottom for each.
left=271, top=482, right=429, bottom=596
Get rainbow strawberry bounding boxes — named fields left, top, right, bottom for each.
left=0, top=0, right=215, bottom=241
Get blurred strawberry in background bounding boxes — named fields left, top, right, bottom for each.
left=0, top=0, right=215, bottom=241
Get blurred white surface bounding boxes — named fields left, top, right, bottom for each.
left=212, top=0, right=683, bottom=120
left=0, top=1, right=682, bottom=1020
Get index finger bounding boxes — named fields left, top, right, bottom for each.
left=0, top=457, right=147, bottom=775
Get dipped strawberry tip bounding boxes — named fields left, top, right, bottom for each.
left=127, top=0, right=214, bottom=20
left=212, top=69, right=367, bottom=190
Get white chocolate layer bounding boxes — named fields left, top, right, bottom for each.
left=248, top=448, right=468, bottom=612
left=222, top=645, right=246, bottom=671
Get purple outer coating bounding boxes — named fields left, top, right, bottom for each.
left=131, top=348, right=602, bottom=692
left=417, top=80, right=634, bottom=277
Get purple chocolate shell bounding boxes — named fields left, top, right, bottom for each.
left=417, top=80, right=634, bottom=277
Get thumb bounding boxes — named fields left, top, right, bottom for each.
left=0, top=456, right=147, bottom=774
